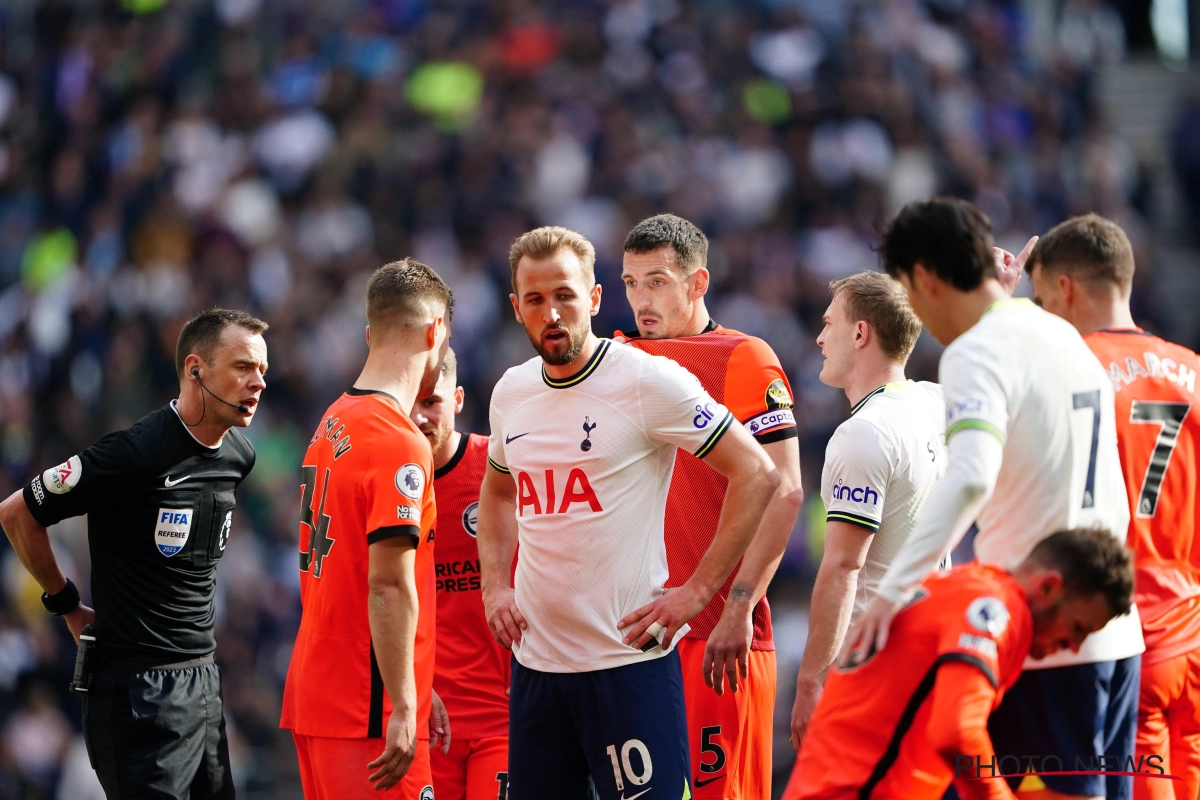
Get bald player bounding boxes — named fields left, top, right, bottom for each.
left=618, top=213, right=805, bottom=799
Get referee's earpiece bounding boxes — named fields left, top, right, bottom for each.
left=191, top=368, right=200, bottom=380
left=190, top=367, right=251, bottom=415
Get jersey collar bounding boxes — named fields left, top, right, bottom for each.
left=1096, top=326, right=1151, bottom=336
left=983, top=297, right=1035, bottom=316
left=168, top=401, right=222, bottom=451
left=849, top=380, right=914, bottom=416
left=619, top=318, right=719, bottom=341
left=542, top=339, right=611, bottom=389
left=434, top=432, right=470, bottom=479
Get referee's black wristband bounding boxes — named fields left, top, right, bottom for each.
left=41, top=579, right=81, bottom=616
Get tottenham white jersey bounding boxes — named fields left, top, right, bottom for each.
left=487, top=340, right=735, bottom=673
left=941, top=298, right=1142, bottom=668
left=822, top=381, right=947, bottom=620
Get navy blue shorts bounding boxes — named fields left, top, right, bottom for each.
left=508, top=651, right=691, bottom=800
left=988, top=655, right=1141, bottom=799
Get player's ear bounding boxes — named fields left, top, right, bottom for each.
left=689, top=267, right=710, bottom=300
left=365, top=325, right=371, bottom=348
left=509, top=293, right=523, bottom=324
left=590, top=282, right=602, bottom=317
left=454, top=385, right=465, bottom=414
left=1058, top=274, right=1073, bottom=306
left=853, top=319, right=870, bottom=349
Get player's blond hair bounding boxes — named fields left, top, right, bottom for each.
left=830, top=272, right=922, bottom=364
left=508, top=227, right=596, bottom=293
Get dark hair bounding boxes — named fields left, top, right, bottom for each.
left=623, top=213, right=709, bottom=276
left=175, top=308, right=268, bottom=380
left=367, top=258, right=454, bottom=331
left=879, top=197, right=995, bottom=291
left=829, top=272, right=922, bottom=363
left=1026, top=213, right=1135, bottom=292
left=1026, top=528, right=1134, bottom=617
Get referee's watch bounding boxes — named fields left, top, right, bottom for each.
left=41, top=579, right=81, bottom=616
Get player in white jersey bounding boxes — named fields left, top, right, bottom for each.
left=790, top=271, right=948, bottom=750
left=843, top=198, right=1142, bottom=800
left=477, top=226, right=779, bottom=800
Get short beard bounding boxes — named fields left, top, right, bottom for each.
left=427, top=423, right=454, bottom=459
left=528, top=324, right=587, bottom=366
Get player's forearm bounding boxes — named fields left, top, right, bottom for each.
left=797, top=559, right=860, bottom=686
left=876, top=429, right=1002, bottom=602
left=687, top=465, right=780, bottom=604
left=0, top=491, right=67, bottom=594
left=367, top=577, right=419, bottom=716
left=477, top=488, right=518, bottom=596
left=727, top=448, right=803, bottom=606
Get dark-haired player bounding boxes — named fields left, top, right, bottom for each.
left=786, top=528, right=1136, bottom=800
left=281, top=259, right=452, bottom=798
left=844, top=198, right=1143, bottom=800
left=0, top=307, right=268, bottom=799
left=413, top=349, right=513, bottom=800
left=618, top=213, right=804, bottom=799
left=1028, top=214, right=1200, bottom=800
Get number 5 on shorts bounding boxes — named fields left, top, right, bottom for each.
left=606, top=739, right=653, bottom=791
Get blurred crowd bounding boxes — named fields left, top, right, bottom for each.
left=0, top=0, right=1193, bottom=796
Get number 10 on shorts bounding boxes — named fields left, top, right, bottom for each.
left=606, top=739, right=653, bottom=790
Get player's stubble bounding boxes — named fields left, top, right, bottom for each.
left=524, top=318, right=589, bottom=366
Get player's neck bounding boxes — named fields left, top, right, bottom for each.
left=1071, top=294, right=1138, bottom=336
left=543, top=333, right=601, bottom=380
left=173, top=391, right=230, bottom=448
left=355, top=347, right=426, bottom=411
left=434, top=430, right=463, bottom=470
left=947, top=279, right=1009, bottom=343
left=679, top=301, right=711, bottom=338
left=844, top=360, right=907, bottom=408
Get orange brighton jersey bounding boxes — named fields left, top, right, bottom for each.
left=1086, top=329, right=1200, bottom=665
left=280, top=389, right=437, bottom=739
left=789, top=564, right=1032, bottom=800
left=628, top=322, right=796, bottom=648
left=432, top=433, right=512, bottom=741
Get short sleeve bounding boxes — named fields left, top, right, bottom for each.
left=486, top=376, right=511, bottom=475
left=639, top=355, right=735, bottom=458
left=940, top=343, right=1010, bottom=446
left=724, top=338, right=798, bottom=444
left=364, top=437, right=428, bottom=545
left=24, top=431, right=143, bottom=527
left=821, top=420, right=892, bottom=533
left=936, top=591, right=1022, bottom=689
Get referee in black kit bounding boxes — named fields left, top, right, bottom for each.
left=0, top=308, right=268, bottom=799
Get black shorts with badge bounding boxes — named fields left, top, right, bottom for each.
left=24, top=403, right=254, bottom=799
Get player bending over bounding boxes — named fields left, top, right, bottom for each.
left=1027, top=215, right=1200, bottom=800
left=478, top=226, right=779, bottom=800
left=619, top=213, right=805, bottom=799
left=785, top=528, right=1135, bottom=800
left=843, top=198, right=1143, bottom=800
left=414, top=348, right=514, bottom=800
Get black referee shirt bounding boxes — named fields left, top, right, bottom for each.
left=23, top=403, right=255, bottom=660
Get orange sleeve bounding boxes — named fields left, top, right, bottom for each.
left=724, top=337, right=797, bottom=443
left=927, top=662, right=1017, bottom=800
left=364, top=433, right=429, bottom=544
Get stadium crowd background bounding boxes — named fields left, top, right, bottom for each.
left=0, top=0, right=1196, bottom=797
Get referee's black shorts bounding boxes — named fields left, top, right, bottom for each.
left=83, top=654, right=234, bottom=799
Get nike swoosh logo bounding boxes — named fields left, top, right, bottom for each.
left=694, top=774, right=726, bottom=788
left=505, top=432, right=530, bottom=444
left=619, top=790, right=651, bottom=800
left=164, top=475, right=191, bottom=487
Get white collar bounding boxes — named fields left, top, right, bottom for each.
left=170, top=400, right=222, bottom=450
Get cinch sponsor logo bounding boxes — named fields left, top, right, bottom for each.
left=946, top=398, right=986, bottom=422
left=831, top=479, right=879, bottom=505
left=693, top=403, right=717, bottom=429
left=516, top=468, right=602, bottom=516
left=1107, top=353, right=1197, bottom=394
left=955, top=754, right=1178, bottom=783
left=436, top=559, right=481, bottom=593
